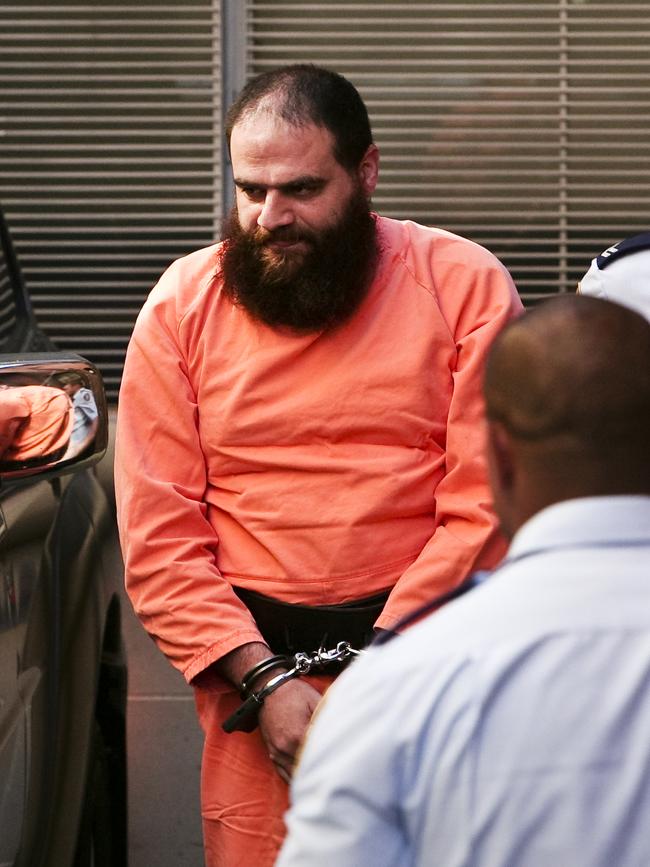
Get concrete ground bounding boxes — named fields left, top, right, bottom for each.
left=99, top=413, right=205, bottom=866
left=121, top=590, right=205, bottom=867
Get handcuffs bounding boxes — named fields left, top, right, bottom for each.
left=222, top=641, right=362, bottom=734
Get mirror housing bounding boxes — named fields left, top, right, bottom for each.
left=0, top=354, right=108, bottom=481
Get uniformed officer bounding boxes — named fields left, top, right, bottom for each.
left=57, top=372, right=99, bottom=457
left=578, top=231, right=650, bottom=322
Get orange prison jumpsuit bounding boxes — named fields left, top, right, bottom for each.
left=115, top=216, right=523, bottom=866
left=0, top=385, right=73, bottom=463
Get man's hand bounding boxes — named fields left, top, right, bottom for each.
left=216, top=641, right=323, bottom=781
left=259, top=677, right=323, bottom=783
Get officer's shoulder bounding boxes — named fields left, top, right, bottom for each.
left=596, top=232, right=650, bottom=270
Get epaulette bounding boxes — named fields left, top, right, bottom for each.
left=596, top=232, right=650, bottom=270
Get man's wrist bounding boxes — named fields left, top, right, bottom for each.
left=215, top=641, right=281, bottom=690
left=222, top=661, right=301, bottom=734
left=240, top=654, right=291, bottom=697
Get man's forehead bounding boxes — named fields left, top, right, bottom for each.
left=230, top=114, right=336, bottom=162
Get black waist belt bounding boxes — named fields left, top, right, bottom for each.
left=233, top=586, right=390, bottom=657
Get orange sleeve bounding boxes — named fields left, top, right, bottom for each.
left=376, top=244, right=523, bottom=629
left=0, top=386, right=72, bottom=462
left=114, top=258, right=264, bottom=684
left=0, top=389, right=28, bottom=458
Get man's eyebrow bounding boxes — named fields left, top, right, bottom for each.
left=234, top=175, right=326, bottom=192
left=233, top=177, right=265, bottom=190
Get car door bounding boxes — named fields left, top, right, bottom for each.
left=0, top=205, right=127, bottom=867
left=0, top=473, right=61, bottom=866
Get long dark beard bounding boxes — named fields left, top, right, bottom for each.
left=220, top=188, right=379, bottom=332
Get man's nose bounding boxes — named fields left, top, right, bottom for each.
left=257, top=190, right=294, bottom=232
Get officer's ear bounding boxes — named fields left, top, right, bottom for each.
left=485, top=418, right=517, bottom=539
left=487, top=420, right=515, bottom=492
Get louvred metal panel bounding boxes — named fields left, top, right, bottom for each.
left=249, top=0, right=650, bottom=303
left=0, top=2, right=222, bottom=400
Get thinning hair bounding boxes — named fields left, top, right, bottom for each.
left=484, top=294, right=650, bottom=492
left=225, top=64, right=373, bottom=171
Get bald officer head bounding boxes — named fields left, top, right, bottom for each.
left=483, top=295, right=650, bottom=538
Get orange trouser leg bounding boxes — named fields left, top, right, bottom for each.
left=194, top=675, right=331, bottom=867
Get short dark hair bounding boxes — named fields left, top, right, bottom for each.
left=225, top=64, right=373, bottom=171
left=485, top=294, right=650, bottom=491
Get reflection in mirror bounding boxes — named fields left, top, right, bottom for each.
left=47, top=371, right=100, bottom=460
left=0, top=384, right=73, bottom=467
left=0, top=358, right=107, bottom=477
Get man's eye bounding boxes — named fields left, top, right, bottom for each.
left=241, top=187, right=264, bottom=201
left=291, top=185, right=320, bottom=198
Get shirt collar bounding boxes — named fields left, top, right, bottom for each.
left=506, top=495, right=650, bottom=562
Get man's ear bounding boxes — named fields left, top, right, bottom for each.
left=357, top=144, right=379, bottom=198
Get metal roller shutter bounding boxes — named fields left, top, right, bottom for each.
left=0, top=1, right=222, bottom=401
left=247, top=1, right=650, bottom=303
left=2, top=2, right=648, bottom=401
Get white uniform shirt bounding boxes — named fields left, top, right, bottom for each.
left=278, top=496, right=650, bottom=867
left=69, top=386, right=98, bottom=444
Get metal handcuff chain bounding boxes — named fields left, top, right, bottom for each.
left=222, top=641, right=362, bottom=734
left=293, top=640, right=361, bottom=672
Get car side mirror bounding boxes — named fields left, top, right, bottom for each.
left=0, top=354, right=108, bottom=481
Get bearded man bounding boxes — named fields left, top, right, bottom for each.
left=115, top=64, right=522, bottom=867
